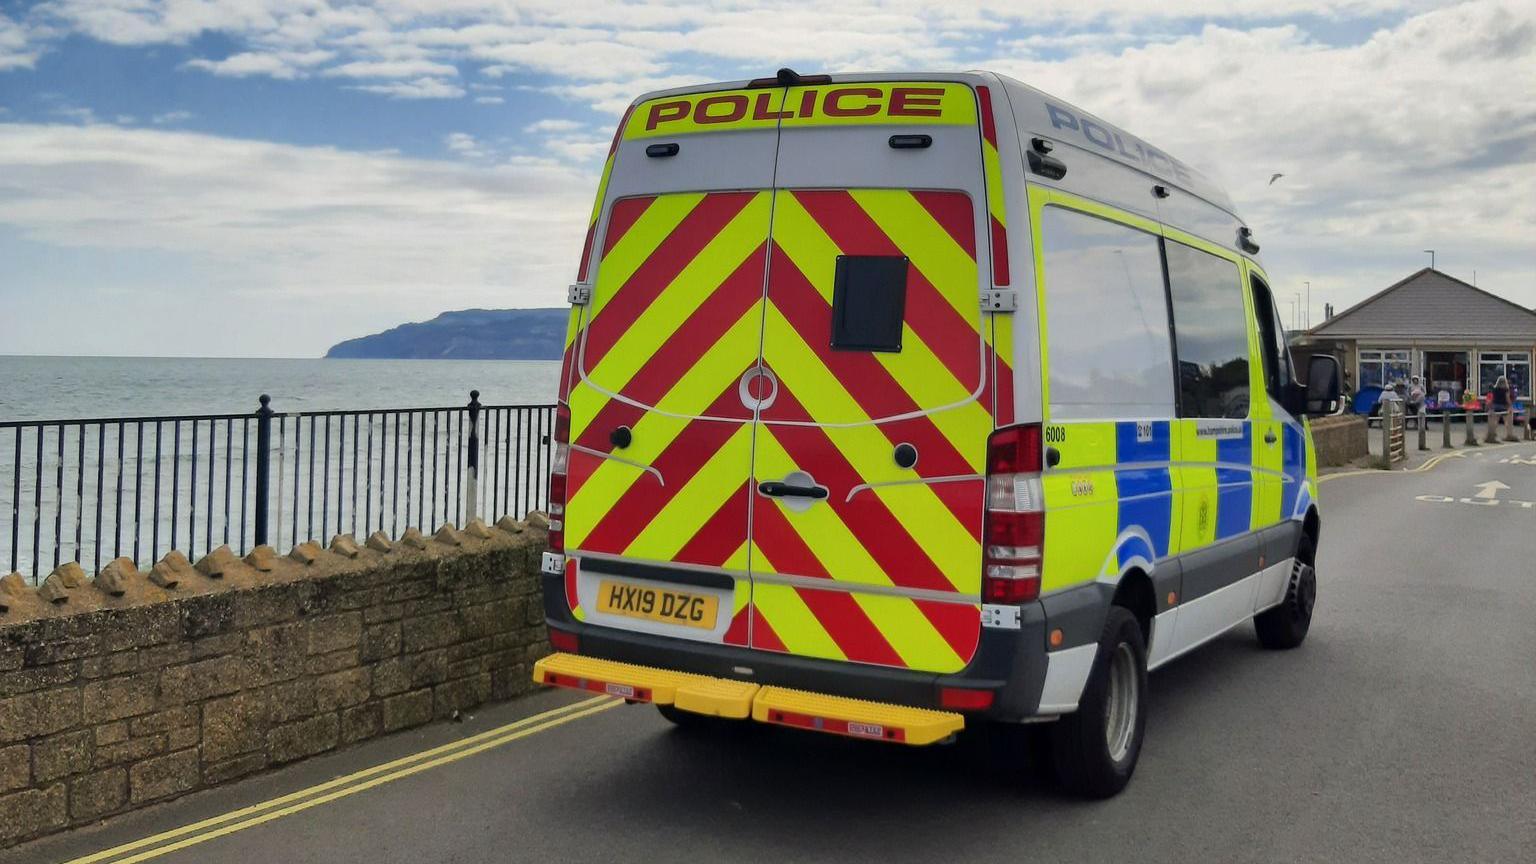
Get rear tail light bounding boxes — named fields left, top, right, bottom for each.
left=548, top=403, right=570, bottom=553
left=939, top=686, right=996, bottom=711
left=983, top=424, right=1043, bottom=605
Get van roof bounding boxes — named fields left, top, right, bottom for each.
left=623, top=71, right=1238, bottom=220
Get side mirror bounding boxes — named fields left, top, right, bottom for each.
left=1303, top=355, right=1342, bottom=416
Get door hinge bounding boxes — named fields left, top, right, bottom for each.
left=567, top=282, right=593, bottom=306
left=981, top=289, right=1017, bottom=312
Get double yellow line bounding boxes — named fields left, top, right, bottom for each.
left=65, top=696, right=619, bottom=864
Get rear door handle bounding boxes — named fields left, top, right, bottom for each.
left=758, top=481, right=828, bottom=499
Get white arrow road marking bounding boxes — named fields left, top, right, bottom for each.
left=1472, top=480, right=1510, bottom=499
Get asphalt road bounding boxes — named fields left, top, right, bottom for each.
left=14, top=445, right=1536, bottom=864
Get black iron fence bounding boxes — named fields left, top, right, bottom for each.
left=1, top=393, right=555, bottom=583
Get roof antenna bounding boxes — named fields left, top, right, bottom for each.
left=777, top=67, right=802, bottom=86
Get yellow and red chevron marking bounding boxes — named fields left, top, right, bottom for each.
left=975, top=85, right=1014, bottom=423
left=565, top=190, right=770, bottom=579
left=748, top=188, right=988, bottom=674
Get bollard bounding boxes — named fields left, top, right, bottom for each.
left=465, top=390, right=481, bottom=525
left=1417, top=409, right=1427, bottom=450
left=1464, top=408, right=1479, bottom=446
left=1442, top=406, right=1452, bottom=448
left=1486, top=406, right=1498, bottom=443
left=254, top=395, right=273, bottom=546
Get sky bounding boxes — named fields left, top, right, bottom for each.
left=0, top=0, right=1533, bottom=358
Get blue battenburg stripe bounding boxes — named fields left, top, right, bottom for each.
left=1281, top=422, right=1305, bottom=517
left=1115, top=421, right=1172, bottom=562
left=1214, top=423, right=1252, bottom=539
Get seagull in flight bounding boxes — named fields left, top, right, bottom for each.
left=1268, top=173, right=1285, bottom=185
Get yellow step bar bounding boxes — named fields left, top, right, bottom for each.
left=533, top=653, right=964, bottom=745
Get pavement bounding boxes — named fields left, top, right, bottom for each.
left=10, top=447, right=1536, bottom=864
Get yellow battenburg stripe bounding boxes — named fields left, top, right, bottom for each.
left=580, top=192, right=771, bottom=423
left=622, top=424, right=752, bottom=562
left=757, top=311, right=980, bottom=592
left=850, top=189, right=981, bottom=332
left=751, top=426, right=890, bottom=587
left=565, top=308, right=761, bottom=549
left=586, top=193, right=704, bottom=320
left=749, top=575, right=846, bottom=662
left=769, top=191, right=990, bottom=463
left=850, top=592, right=964, bottom=672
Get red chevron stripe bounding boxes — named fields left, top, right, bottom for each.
left=672, top=479, right=752, bottom=567
left=913, top=598, right=981, bottom=665
left=794, top=586, right=904, bottom=667
left=764, top=244, right=975, bottom=480
left=911, top=190, right=977, bottom=260
left=759, top=384, right=961, bottom=594
left=723, top=605, right=749, bottom=646
left=575, top=381, right=750, bottom=559
left=601, top=196, right=656, bottom=258
left=750, top=605, right=786, bottom=653
left=576, top=220, right=597, bottom=283
left=989, top=214, right=1010, bottom=287
left=791, top=190, right=980, bottom=390
left=574, top=243, right=765, bottom=446
left=584, top=192, right=756, bottom=370
left=750, top=492, right=830, bottom=579
left=976, top=85, right=998, bottom=149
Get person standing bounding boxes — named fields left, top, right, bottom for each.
left=1407, top=375, right=1426, bottom=428
left=1489, top=375, right=1513, bottom=442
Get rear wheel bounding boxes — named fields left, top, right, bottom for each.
left=1255, top=534, right=1317, bottom=650
left=1048, top=606, right=1148, bottom=798
left=656, top=703, right=714, bottom=730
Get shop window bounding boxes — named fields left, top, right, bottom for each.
left=1358, top=349, right=1410, bottom=389
left=1478, top=352, right=1530, bottom=398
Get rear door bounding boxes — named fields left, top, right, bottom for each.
left=746, top=82, right=998, bottom=674
left=562, top=89, right=786, bottom=646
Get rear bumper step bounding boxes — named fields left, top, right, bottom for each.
left=533, top=653, right=963, bottom=745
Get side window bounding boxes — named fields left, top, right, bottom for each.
left=1165, top=241, right=1249, bottom=419
left=1039, top=206, right=1176, bottom=420
left=1249, top=274, right=1292, bottom=401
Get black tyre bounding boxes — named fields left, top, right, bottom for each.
left=1254, top=534, right=1317, bottom=650
left=1048, top=606, right=1148, bottom=798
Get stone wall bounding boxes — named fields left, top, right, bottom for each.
left=1310, top=414, right=1369, bottom=467
left=0, top=517, right=548, bottom=848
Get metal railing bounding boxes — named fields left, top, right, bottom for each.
left=1, top=393, right=555, bottom=583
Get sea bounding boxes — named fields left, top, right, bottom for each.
left=1, top=356, right=563, bottom=581
left=0, top=356, right=563, bottom=421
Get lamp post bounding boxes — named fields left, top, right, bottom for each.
left=1304, top=280, right=1311, bottom=329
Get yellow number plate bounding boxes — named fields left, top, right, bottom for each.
left=596, top=580, right=719, bottom=630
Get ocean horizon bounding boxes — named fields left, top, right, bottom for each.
left=0, top=355, right=563, bottom=423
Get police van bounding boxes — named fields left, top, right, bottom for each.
left=533, top=69, right=1342, bottom=797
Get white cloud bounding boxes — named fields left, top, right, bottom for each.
left=473, top=95, right=504, bottom=104
left=151, top=110, right=193, bottom=124
left=349, top=77, right=466, bottom=99
left=0, top=11, right=39, bottom=70
left=185, top=50, right=334, bottom=80
left=442, top=131, right=486, bottom=158
left=0, top=123, right=588, bottom=354
left=982, top=2, right=1536, bottom=312
left=524, top=118, right=582, bottom=134
left=323, top=59, right=459, bottom=79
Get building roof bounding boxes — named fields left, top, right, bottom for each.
left=1304, top=268, right=1536, bottom=341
